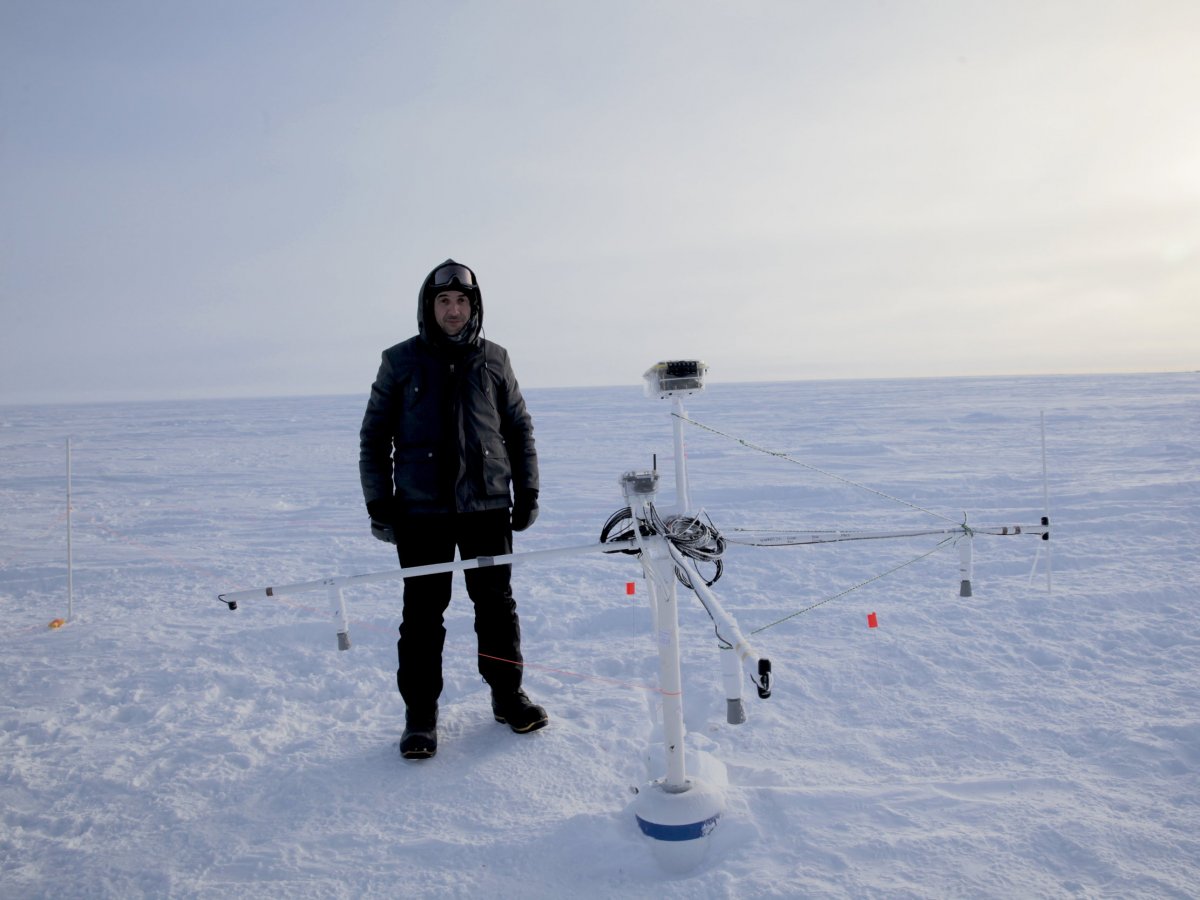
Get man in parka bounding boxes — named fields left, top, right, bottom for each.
left=359, top=259, right=545, bottom=760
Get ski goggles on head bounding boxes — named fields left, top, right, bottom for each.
left=430, top=263, right=477, bottom=290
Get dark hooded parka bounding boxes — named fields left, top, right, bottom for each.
left=359, top=260, right=538, bottom=517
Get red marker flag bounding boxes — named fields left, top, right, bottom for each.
left=626, top=582, right=636, bottom=596
left=867, top=612, right=879, bottom=628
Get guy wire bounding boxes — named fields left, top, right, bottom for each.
left=748, top=536, right=957, bottom=635
left=673, top=412, right=960, bottom=525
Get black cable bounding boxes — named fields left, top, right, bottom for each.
left=599, top=506, right=643, bottom=554
left=654, top=506, right=725, bottom=587
left=599, top=503, right=726, bottom=585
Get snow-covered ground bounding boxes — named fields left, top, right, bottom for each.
left=2, top=372, right=1197, bottom=898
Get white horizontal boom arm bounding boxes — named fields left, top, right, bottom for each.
left=727, top=522, right=1048, bottom=547
left=219, top=540, right=629, bottom=610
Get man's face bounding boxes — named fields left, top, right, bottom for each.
left=433, top=290, right=471, bottom=336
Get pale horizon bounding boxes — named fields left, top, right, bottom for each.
left=3, top=2, right=1197, bottom=405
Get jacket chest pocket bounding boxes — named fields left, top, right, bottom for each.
left=392, top=374, right=432, bottom=436
left=469, top=368, right=504, bottom=433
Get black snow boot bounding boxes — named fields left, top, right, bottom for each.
left=491, top=689, right=548, bottom=734
left=400, top=709, right=438, bottom=760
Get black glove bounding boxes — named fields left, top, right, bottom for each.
left=367, top=498, right=396, bottom=545
left=511, top=489, right=539, bottom=532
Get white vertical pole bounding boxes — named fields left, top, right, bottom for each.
left=1040, top=411, right=1052, bottom=594
left=671, top=396, right=691, bottom=515
left=66, top=437, right=74, bottom=622
left=647, top=540, right=687, bottom=790
left=625, top=478, right=688, bottom=792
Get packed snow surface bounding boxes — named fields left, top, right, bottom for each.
left=2, top=373, right=1198, bottom=898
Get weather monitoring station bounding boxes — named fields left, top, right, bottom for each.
left=219, top=360, right=1049, bottom=871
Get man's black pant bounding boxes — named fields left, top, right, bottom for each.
left=394, top=509, right=522, bottom=716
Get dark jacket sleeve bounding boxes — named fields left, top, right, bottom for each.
left=359, top=352, right=396, bottom=506
left=496, top=348, right=539, bottom=496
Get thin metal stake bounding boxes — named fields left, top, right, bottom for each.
left=67, top=437, right=74, bottom=622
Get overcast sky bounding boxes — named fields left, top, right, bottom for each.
left=2, top=1, right=1197, bottom=404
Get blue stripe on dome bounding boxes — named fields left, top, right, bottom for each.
left=635, top=812, right=721, bottom=842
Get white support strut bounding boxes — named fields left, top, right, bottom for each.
left=329, top=583, right=351, bottom=651
left=958, top=533, right=974, bottom=598
left=668, top=545, right=762, bottom=672
left=667, top=543, right=772, bottom=716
